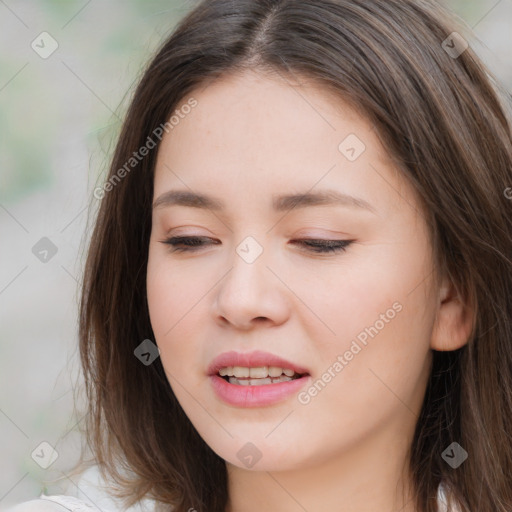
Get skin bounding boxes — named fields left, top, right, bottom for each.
left=146, top=69, right=472, bottom=512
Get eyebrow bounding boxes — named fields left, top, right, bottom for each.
left=152, top=189, right=377, bottom=214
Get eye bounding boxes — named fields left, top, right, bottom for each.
left=160, top=236, right=219, bottom=253
left=160, top=236, right=354, bottom=254
left=292, top=238, right=354, bottom=254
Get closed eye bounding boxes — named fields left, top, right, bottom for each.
left=160, top=236, right=354, bottom=254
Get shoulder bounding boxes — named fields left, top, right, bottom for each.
left=437, top=482, right=462, bottom=512
left=72, top=465, right=157, bottom=511
left=5, top=499, right=67, bottom=512
left=7, top=465, right=159, bottom=512
left=5, top=487, right=107, bottom=512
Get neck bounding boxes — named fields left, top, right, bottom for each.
left=225, top=425, right=418, bottom=512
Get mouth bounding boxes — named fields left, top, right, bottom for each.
left=208, top=351, right=311, bottom=407
left=217, top=366, right=308, bottom=386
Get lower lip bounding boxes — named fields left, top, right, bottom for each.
left=209, top=374, right=311, bottom=407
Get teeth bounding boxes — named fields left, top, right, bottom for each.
left=268, top=366, right=283, bottom=377
left=219, top=366, right=233, bottom=377
left=219, top=366, right=299, bottom=378
left=233, top=366, right=250, bottom=378
left=249, top=367, right=268, bottom=378
left=228, top=375, right=294, bottom=386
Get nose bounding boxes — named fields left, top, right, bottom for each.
left=211, top=247, right=290, bottom=330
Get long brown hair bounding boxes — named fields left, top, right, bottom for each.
left=71, top=1, right=512, bottom=511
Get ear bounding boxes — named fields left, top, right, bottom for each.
left=430, top=276, right=475, bottom=351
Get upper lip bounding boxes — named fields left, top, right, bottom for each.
left=207, top=350, right=310, bottom=376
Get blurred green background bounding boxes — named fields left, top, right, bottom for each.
left=0, top=0, right=510, bottom=509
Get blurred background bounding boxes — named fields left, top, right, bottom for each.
left=0, top=0, right=511, bottom=509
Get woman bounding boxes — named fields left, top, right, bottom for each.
left=9, top=0, right=512, bottom=511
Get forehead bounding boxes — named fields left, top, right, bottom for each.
left=152, top=69, right=419, bottom=219
left=164, top=69, right=371, bottom=156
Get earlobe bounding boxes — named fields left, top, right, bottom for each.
left=430, top=278, right=475, bottom=352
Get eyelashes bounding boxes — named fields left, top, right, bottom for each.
left=160, top=236, right=354, bottom=255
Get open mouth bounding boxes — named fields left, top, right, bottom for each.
left=218, top=366, right=308, bottom=386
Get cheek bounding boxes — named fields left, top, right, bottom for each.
left=147, top=257, right=176, bottom=336
left=146, top=246, right=199, bottom=327
left=300, top=248, right=435, bottom=423
left=147, top=254, right=184, bottom=350
left=146, top=251, right=209, bottom=380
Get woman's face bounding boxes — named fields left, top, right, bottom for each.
left=146, top=70, right=439, bottom=472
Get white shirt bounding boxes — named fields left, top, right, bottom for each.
left=6, top=465, right=457, bottom=511
left=6, top=466, right=159, bottom=512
